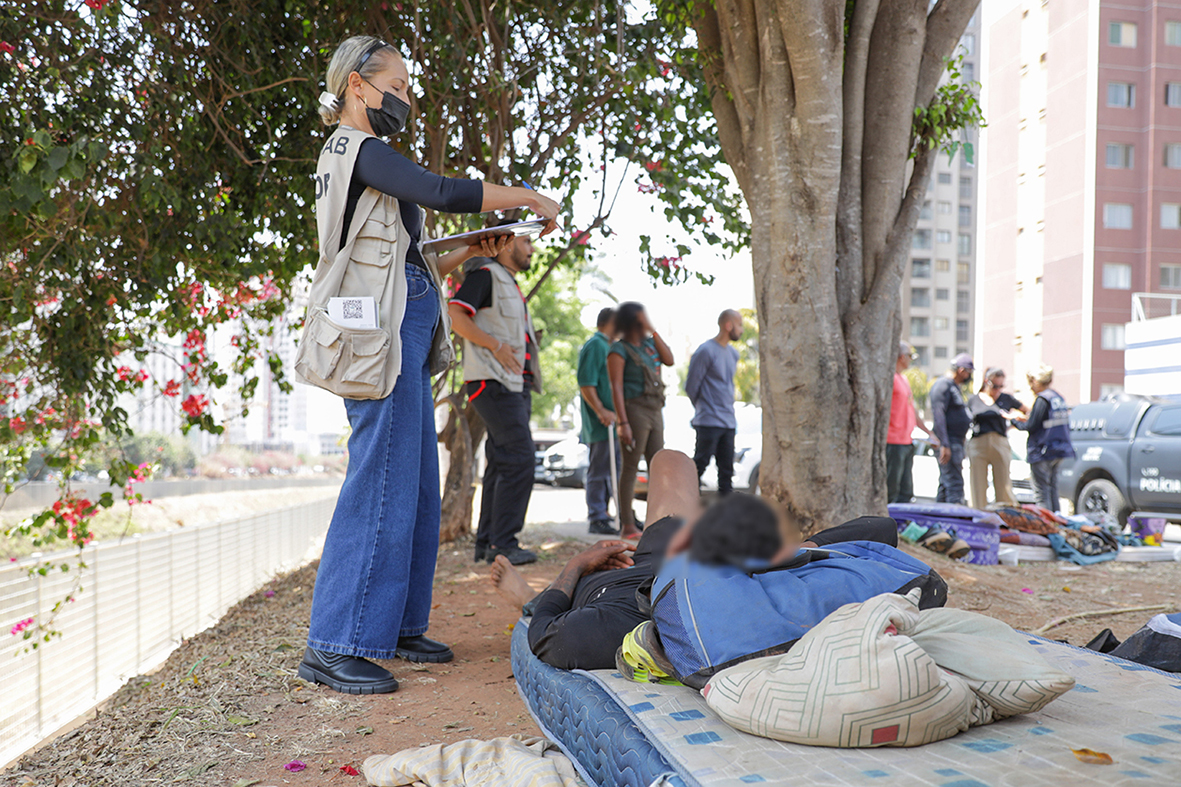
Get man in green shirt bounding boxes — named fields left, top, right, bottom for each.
left=577, top=308, right=621, bottom=535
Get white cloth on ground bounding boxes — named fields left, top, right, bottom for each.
left=362, top=734, right=585, bottom=787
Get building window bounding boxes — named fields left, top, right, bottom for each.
left=1168, top=83, right=1181, bottom=107
left=1109, top=21, right=1137, bottom=47
left=1105, top=142, right=1134, bottom=168
left=1166, top=144, right=1181, bottom=168
left=934, top=346, right=949, bottom=359
left=1167, top=21, right=1181, bottom=46
left=910, top=317, right=930, bottom=337
left=936, top=259, right=951, bottom=273
left=937, top=229, right=952, bottom=244
left=1107, top=82, right=1136, bottom=108
left=957, top=290, right=971, bottom=313
left=938, top=201, right=952, bottom=214
left=1101, top=323, right=1126, bottom=350
left=1162, top=203, right=1181, bottom=229
left=963, top=62, right=975, bottom=82
left=919, top=200, right=933, bottom=220
left=912, top=258, right=932, bottom=278
left=956, top=320, right=970, bottom=343
left=957, top=261, right=971, bottom=284
left=1102, top=262, right=1132, bottom=289
left=958, top=205, right=972, bottom=227
left=934, top=316, right=949, bottom=331
left=936, top=288, right=950, bottom=301
left=911, top=287, right=931, bottom=308
left=913, top=229, right=932, bottom=250
left=961, top=34, right=976, bottom=55
left=912, top=345, right=930, bottom=366
left=959, top=177, right=973, bottom=200
left=938, top=172, right=952, bottom=185
left=1163, top=264, right=1181, bottom=289
left=1104, top=202, right=1133, bottom=229
left=957, top=233, right=972, bottom=256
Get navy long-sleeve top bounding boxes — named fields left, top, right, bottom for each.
left=341, top=137, right=484, bottom=267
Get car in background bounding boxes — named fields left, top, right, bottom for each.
left=910, top=427, right=1036, bottom=504
left=1059, top=394, right=1181, bottom=522
left=542, top=436, right=590, bottom=488
left=533, top=428, right=573, bottom=486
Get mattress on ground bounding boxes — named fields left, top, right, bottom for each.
left=513, top=619, right=1181, bottom=786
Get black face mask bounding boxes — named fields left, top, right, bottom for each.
left=363, top=79, right=410, bottom=137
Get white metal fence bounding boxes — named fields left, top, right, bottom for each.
left=0, top=497, right=337, bottom=767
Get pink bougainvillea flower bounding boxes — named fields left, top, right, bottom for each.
left=9, top=416, right=26, bottom=434
left=10, top=617, right=34, bottom=636
left=0, top=42, right=14, bottom=55
left=264, top=590, right=275, bottom=598
left=84, top=0, right=107, bottom=9
left=162, top=379, right=181, bottom=397
left=340, top=764, right=360, bottom=776
left=284, top=760, right=306, bottom=772
left=181, top=394, right=209, bottom=418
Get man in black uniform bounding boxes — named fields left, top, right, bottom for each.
left=489, top=450, right=901, bottom=670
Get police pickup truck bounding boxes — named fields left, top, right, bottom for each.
left=1060, top=394, right=1181, bottom=522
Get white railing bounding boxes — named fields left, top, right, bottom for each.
left=0, top=496, right=337, bottom=768
left=1131, top=292, right=1181, bottom=322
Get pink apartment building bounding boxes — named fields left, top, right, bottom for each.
left=982, top=0, right=1181, bottom=404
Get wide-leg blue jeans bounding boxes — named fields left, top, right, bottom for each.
left=307, top=265, right=441, bottom=659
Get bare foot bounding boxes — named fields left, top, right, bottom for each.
left=490, top=555, right=537, bottom=608
left=620, top=528, right=642, bottom=540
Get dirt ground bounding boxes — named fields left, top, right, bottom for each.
left=4, top=535, right=1179, bottom=787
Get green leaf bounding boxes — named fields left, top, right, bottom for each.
left=18, top=149, right=37, bottom=174
left=226, top=715, right=257, bottom=726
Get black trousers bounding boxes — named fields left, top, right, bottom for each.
left=693, top=426, right=736, bottom=495
left=469, top=379, right=533, bottom=550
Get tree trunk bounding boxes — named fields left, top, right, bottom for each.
left=692, top=0, right=979, bottom=534
left=437, top=394, right=487, bottom=544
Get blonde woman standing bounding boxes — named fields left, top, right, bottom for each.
left=295, top=36, right=559, bottom=694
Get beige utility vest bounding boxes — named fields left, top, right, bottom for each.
left=294, top=125, right=454, bottom=399
left=461, top=260, right=543, bottom=394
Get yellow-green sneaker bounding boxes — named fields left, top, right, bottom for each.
left=616, top=622, right=683, bottom=686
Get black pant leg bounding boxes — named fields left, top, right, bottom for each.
left=692, top=427, right=721, bottom=480
left=471, top=381, right=535, bottom=550
left=716, top=428, right=736, bottom=495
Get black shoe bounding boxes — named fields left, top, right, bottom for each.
left=297, top=648, right=398, bottom=695
left=473, top=544, right=487, bottom=563
left=487, top=545, right=538, bottom=565
left=588, top=519, right=621, bottom=536
left=395, top=635, right=454, bottom=663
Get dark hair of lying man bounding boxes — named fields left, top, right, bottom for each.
left=689, top=493, right=783, bottom=566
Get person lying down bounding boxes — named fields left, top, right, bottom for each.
left=490, top=449, right=944, bottom=672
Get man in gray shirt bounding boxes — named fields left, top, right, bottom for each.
left=928, top=353, right=975, bottom=506
left=685, top=310, right=743, bottom=495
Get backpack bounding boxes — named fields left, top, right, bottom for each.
left=649, top=542, right=947, bottom=689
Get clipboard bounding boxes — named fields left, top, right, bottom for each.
left=422, top=219, right=549, bottom=254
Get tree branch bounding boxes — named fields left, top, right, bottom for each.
left=915, top=0, right=982, bottom=109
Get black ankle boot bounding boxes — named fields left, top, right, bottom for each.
left=395, top=635, right=454, bottom=663
left=297, top=648, right=398, bottom=694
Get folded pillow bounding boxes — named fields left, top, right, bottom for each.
left=703, top=590, right=1074, bottom=747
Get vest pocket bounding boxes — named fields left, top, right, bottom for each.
left=296, top=314, right=344, bottom=380
left=339, top=329, right=391, bottom=385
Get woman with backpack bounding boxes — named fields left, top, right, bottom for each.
left=1011, top=363, right=1076, bottom=512
left=607, top=302, right=674, bottom=538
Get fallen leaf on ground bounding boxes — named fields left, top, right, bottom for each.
left=227, top=715, right=257, bottom=726
left=356, top=726, right=374, bottom=736
left=340, top=765, right=360, bottom=775
left=1072, top=748, right=1114, bottom=765
left=231, top=780, right=261, bottom=787
left=284, top=760, right=307, bottom=772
